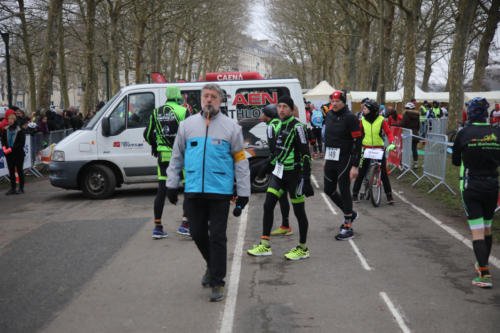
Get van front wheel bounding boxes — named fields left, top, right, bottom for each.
left=82, top=164, right=116, bottom=199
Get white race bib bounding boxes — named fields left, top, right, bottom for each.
left=272, top=162, right=284, bottom=179
left=363, top=148, right=384, bottom=160
left=325, top=147, right=340, bottom=161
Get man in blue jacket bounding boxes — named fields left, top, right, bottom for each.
left=166, top=83, right=250, bottom=302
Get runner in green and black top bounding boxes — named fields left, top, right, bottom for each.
left=452, top=97, right=500, bottom=288
left=257, top=104, right=292, bottom=236
left=248, top=96, right=314, bottom=260
left=144, top=85, right=189, bottom=239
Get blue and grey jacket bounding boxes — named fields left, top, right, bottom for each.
left=166, top=111, right=250, bottom=199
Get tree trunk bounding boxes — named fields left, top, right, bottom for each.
left=17, top=0, right=37, bottom=114
left=107, top=0, right=122, bottom=95
left=448, top=0, right=479, bottom=127
left=37, top=0, right=63, bottom=111
left=58, top=8, right=69, bottom=109
left=358, top=19, right=371, bottom=91
left=471, top=0, right=500, bottom=91
left=377, top=0, right=386, bottom=105
left=81, top=0, right=98, bottom=116
left=421, top=0, right=441, bottom=91
left=402, top=0, right=421, bottom=103
left=134, top=18, right=146, bottom=84
left=169, top=31, right=180, bottom=81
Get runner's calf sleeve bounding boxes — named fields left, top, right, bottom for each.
left=263, top=193, right=279, bottom=237
left=473, top=240, right=490, bottom=275
left=485, top=235, right=492, bottom=258
left=292, top=202, right=309, bottom=244
left=154, top=180, right=167, bottom=220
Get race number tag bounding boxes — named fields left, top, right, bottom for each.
left=272, top=162, right=284, bottom=179
left=325, top=147, right=340, bottom=161
left=363, top=148, right=384, bottom=160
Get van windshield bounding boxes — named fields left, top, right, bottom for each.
left=83, top=92, right=121, bottom=129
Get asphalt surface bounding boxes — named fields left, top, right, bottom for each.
left=0, top=161, right=499, bottom=333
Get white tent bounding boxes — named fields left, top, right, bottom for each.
left=465, top=91, right=500, bottom=105
left=303, top=81, right=336, bottom=99
left=348, top=91, right=403, bottom=103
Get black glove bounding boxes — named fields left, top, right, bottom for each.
left=303, top=179, right=314, bottom=197
left=166, top=187, right=178, bottom=205
left=233, top=196, right=249, bottom=217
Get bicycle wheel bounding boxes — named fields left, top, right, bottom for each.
left=360, top=176, right=370, bottom=200
left=368, top=165, right=382, bottom=207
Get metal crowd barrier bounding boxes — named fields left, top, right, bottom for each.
left=30, top=129, right=75, bottom=168
left=411, top=133, right=455, bottom=195
left=396, top=128, right=419, bottom=179
left=420, top=118, right=448, bottom=136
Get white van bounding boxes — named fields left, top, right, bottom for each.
left=49, top=78, right=306, bottom=198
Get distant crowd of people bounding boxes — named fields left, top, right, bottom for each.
left=0, top=101, right=105, bottom=196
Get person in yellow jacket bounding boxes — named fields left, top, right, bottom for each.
left=352, top=99, right=396, bottom=204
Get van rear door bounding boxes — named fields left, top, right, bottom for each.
left=98, top=90, right=157, bottom=182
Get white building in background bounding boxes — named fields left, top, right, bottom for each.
left=231, top=38, right=278, bottom=78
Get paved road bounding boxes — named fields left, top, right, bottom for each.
left=1, top=160, right=499, bottom=332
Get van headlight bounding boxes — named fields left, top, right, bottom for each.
left=52, top=150, right=65, bottom=162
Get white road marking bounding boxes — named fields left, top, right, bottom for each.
left=219, top=207, right=248, bottom=333
left=320, top=193, right=338, bottom=215
left=394, top=191, right=500, bottom=269
left=380, top=292, right=411, bottom=333
left=348, top=240, right=372, bottom=271
left=311, top=174, right=320, bottom=189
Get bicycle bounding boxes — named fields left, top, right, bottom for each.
left=358, top=148, right=385, bottom=207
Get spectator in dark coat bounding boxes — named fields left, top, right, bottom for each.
left=37, top=115, right=50, bottom=134
left=393, top=102, right=420, bottom=168
left=1, top=113, right=26, bottom=194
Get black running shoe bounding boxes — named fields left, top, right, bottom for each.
left=335, top=226, right=354, bottom=241
left=209, top=286, right=225, bottom=302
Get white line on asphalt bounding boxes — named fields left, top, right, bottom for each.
left=380, top=292, right=411, bottom=333
left=348, top=240, right=372, bottom=271
left=320, top=193, right=338, bottom=215
left=219, top=207, right=248, bottom=333
left=394, top=191, right=500, bottom=269
left=311, top=174, right=320, bottom=189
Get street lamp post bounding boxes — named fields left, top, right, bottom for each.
left=98, top=55, right=110, bottom=101
left=1, top=32, right=13, bottom=107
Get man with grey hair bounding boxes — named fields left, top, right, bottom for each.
left=166, top=83, right=250, bottom=302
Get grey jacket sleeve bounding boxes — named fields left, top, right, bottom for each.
left=166, top=122, right=186, bottom=189
left=231, top=123, right=251, bottom=197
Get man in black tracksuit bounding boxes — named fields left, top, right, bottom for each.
left=323, top=90, right=362, bottom=240
left=452, top=97, right=500, bottom=288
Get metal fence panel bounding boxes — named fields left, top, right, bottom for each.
left=396, top=128, right=419, bottom=179
left=412, top=133, right=455, bottom=195
left=420, top=118, right=448, bottom=136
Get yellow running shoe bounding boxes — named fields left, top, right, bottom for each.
left=284, top=246, right=310, bottom=260
left=270, top=226, right=293, bottom=236
left=247, top=243, right=272, bottom=256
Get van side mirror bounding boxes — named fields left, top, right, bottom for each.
left=102, top=117, right=110, bottom=137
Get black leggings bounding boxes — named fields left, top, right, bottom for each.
left=324, top=158, right=353, bottom=215
left=412, top=140, right=418, bottom=162
left=184, top=197, right=229, bottom=287
left=264, top=172, right=308, bottom=243
left=154, top=179, right=188, bottom=222
left=352, top=152, right=392, bottom=196
left=278, top=194, right=290, bottom=227
left=6, top=155, right=24, bottom=190
left=312, top=127, right=322, bottom=153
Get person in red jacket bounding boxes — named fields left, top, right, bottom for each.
left=489, top=104, right=500, bottom=125
left=387, top=107, right=403, bottom=126
left=0, top=108, right=16, bottom=132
